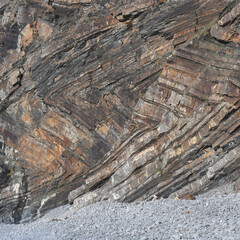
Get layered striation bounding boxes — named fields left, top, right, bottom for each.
left=0, top=0, right=239, bottom=223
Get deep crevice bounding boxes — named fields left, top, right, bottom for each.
left=89, top=175, right=112, bottom=191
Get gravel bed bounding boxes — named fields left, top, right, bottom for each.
left=0, top=187, right=239, bottom=240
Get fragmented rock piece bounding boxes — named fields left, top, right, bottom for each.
left=179, top=194, right=196, bottom=200
left=234, top=178, right=240, bottom=191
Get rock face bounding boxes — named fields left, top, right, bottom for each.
left=0, top=0, right=239, bottom=223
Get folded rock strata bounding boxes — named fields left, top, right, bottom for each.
left=0, top=0, right=239, bottom=223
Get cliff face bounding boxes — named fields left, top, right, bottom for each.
left=0, top=0, right=239, bottom=223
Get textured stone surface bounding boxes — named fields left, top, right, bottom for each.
left=211, top=2, right=240, bottom=43
left=0, top=0, right=240, bottom=223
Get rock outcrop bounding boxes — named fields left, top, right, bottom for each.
left=0, top=0, right=239, bottom=223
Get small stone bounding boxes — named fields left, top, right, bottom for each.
left=234, top=178, right=240, bottom=191
left=152, top=195, right=158, bottom=200
left=179, top=194, right=196, bottom=200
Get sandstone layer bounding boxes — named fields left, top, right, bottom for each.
left=0, top=0, right=240, bottom=223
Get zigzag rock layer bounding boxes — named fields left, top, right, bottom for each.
left=0, top=0, right=239, bottom=223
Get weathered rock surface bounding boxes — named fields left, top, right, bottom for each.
left=0, top=0, right=239, bottom=223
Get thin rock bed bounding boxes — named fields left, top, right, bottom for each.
left=0, top=189, right=239, bottom=240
